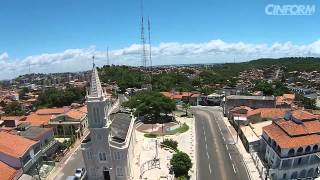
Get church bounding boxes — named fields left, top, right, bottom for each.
left=81, top=64, right=136, bottom=180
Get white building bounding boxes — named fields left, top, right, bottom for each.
left=81, top=65, right=135, bottom=180
left=260, top=110, right=320, bottom=180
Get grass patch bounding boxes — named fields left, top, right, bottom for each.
left=165, top=123, right=189, bottom=135
left=144, top=133, right=158, bottom=138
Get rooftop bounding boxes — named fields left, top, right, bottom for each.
left=20, top=126, right=53, bottom=141
left=226, top=95, right=275, bottom=101
left=25, top=114, right=52, bottom=126
left=0, top=132, right=37, bottom=158
left=110, top=112, right=132, bottom=143
left=247, top=108, right=288, bottom=120
left=0, top=161, right=19, bottom=180
left=35, top=107, right=69, bottom=115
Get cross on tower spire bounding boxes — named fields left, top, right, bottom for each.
left=92, top=55, right=95, bottom=68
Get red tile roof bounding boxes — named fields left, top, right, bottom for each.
left=35, top=107, right=70, bottom=115
left=0, top=116, right=26, bottom=121
left=291, top=110, right=318, bottom=121
left=0, top=132, right=37, bottom=158
left=0, top=161, right=19, bottom=180
left=161, top=92, right=193, bottom=100
left=247, top=108, right=288, bottom=119
left=25, top=114, right=52, bottom=126
left=263, top=122, right=320, bottom=149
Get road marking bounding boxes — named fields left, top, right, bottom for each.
left=205, top=142, right=208, bottom=150
left=206, top=151, right=210, bottom=159
left=209, top=164, right=212, bottom=174
left=225, top=144, right=229, bottom=150
left=228, top=153, right=232, bottom=161
left=232, top=163, right=237, bottom=174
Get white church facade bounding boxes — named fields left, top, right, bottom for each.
left=81, top=65, right=136, bottom=180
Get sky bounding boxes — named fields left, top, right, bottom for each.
left=0, top=0, right=320, bottom=79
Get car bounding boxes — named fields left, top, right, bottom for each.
left=66, top=176, right=76, bottom=180
left=74, top=168, right=85, bottom=179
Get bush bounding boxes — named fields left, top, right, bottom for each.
left=144, top=133, right=158, bottom=138
left=170, top=151, right=192, bottom=177
left=161, top=139, right=178, bottom=151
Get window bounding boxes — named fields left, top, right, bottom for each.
left=298, top=158, right=302, bottom=165
left=116, top=167, right=124, bottom=177
left=283, top=173, right=287, bottom=179
left=97, top=134, right=102, bottom=140
left=99, top=152, right=107, bottom=161
left=114, top=152, right=121, bottom=160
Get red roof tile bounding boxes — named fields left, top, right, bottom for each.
left=0, top=161, right=19, bottom=180
left=35, top=107, right=70, bottom=115
left=25, top=114, right=52, bottom=126
left=0, top=132, right=37, bottom=158
left=263, top=122, right=320, bottom=149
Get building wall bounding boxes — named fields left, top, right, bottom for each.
left=0, top=152, right=21, bottom=169
left=224, top=98, right=275, bottom=116
left=260, top=133, right=320, bottom=180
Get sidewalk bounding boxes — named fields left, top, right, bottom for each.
left=222, top=116, right=262, bottom=180
left=46, top=130, right=89, bottom=180
left=131, top=115, right=197, bottom=180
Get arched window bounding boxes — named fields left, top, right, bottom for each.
left=288, top=148, right=295, bottom=157
left=313, top=145, right=318, bottom=152
left=291, top=171, right=298, bottom=179
left=297, top=147, right=304, bottom=155
left=299, top=169, right=306, bottom=178
left=305, top=146, right=311, bottom=153
left=307, top=168, right=314, bottom=178
left=272, top=141, right=276, bottom=148
left=282, top=173, right=287, bottom=179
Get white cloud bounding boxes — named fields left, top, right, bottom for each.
left=1, top=39, right=320, bottom=80
left=0, top=52, right=9, bottom=61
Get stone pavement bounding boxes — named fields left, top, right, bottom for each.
left=131, top=116, right=197, bottom=180
left=222, top=117, right=262, bottom=180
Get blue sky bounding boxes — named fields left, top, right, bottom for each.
left=0, top=0, right=320, bottom=79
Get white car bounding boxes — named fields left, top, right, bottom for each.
left=74, top=168, right=85, bottom=179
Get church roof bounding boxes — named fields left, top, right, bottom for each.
left=109, top=112, right=132, bottom=143
left=89, top=66, right=103, bottom=98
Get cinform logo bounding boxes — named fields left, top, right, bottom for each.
left=265, top=4, right=316, bottom=16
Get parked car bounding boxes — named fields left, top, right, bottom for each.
left=74, top=168, right=85, bottom=179
left=66, top=176, right=76, bottom=180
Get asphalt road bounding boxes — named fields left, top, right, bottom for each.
left=193, top=106, right=250, bottom=180
left=54, top=146, right=85, bottom=180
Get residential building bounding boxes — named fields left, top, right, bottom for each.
left=260, top=110, right=320, bottom=179
left=223, top=95, right=276, bottom=116
left=49, top=106, right=88, bottom=139
left=81, top=65, right=135, bottom=180
left=19, top=126, right=59, bottom=157
left=0, top=161, right=23, bottom=180
left=0, top=132, right=42, bottom=174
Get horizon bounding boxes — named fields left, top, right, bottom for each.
left=1, top=0, right=320, bottom=80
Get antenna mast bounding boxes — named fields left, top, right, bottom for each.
left=140, top=0, right=147, bottom=68
left=148, top=16, right=152, bottom=69
left=107, top=47, right=110, bottom=66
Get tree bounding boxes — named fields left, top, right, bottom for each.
left=182, top=103, right=191, bottom=116
left=295, top=93, right=317, bottom=109
left=170, top=151, right=192, bottom=177
left=123, top=91, right=176, bottom=121
left=37, top=87, right=85, bottom=108
left=19, top=87, right=29, bottom=100
left=4, top=101, right=25, bottom=116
